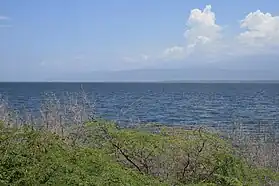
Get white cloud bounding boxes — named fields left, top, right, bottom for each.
left=184, top=5, right=222, bottom=46
left=162, top=5, right=223, bottom=61
left=163, top=46, right=185, bottom=59
left=183, top=5, right=226, bottom=60
left=164, top=46, right=184, bottom=55
left=238, top=10, right=279, bottom=47
left=123, top=5, right=279, bottom=67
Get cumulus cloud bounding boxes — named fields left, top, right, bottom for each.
left=238, top=10, right=279, bottom=47
left=124, top=5, right=279, bottom=66
left=184, top=5, right=222, bottom=46
left=163, top=46, right=185, bottom=59
left=162, top=5, right=223, bottom=61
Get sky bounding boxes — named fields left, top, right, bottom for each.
left=1, top=0, right=279, bottom=81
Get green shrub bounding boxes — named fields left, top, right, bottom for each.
left=0, top=123, right=166, bottom=186
left=85, top=121, right=279, bottom=185
left=1, top=120, right=278, bottom=186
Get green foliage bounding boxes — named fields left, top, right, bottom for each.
left=85, top=121, right=279, bottom=185
left=1, top=120, right=278, bottom=185
left=0, top=123, right=166, bottom=186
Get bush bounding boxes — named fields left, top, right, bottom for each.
left=85, top=121, right=279, bottom=185
left=0, top=122, right=166, bottom=186
left=1, top=120, right=278, bottom=186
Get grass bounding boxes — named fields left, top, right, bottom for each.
left=0, top=94, right=279, bottom=185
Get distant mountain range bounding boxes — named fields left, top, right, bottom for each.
left=44, top=54, right=279, bottom=82
left=47, top=67, right=279, bottom=82
left=1, top=54, right=278, bottom=82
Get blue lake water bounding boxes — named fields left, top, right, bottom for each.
left=1, top=82, right=279, bottom=135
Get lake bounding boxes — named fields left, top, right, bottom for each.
left=1, top=82, right=279, bottom=137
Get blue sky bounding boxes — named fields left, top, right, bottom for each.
left=1, top=0, right=279, bottom=81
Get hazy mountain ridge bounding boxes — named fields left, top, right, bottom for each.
left=48, top=68, right=279, bottom=82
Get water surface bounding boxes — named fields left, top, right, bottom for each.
left=1, top=82, right=279, bottom=136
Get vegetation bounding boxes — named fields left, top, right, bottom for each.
left=0, top=122, right=164, bottom=186
left=0, top=119, right=278, bottom=186
left=0, top=94, right=278, bottom=185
